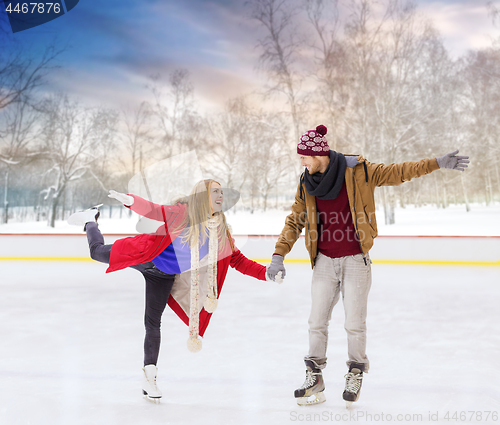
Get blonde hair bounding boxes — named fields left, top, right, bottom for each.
left=174, top=179, right=234, bottom=253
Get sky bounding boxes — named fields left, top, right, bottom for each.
left=1, top=0, right=500, bottom=113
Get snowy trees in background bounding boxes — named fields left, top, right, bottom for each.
left=0, top=28, right=61, bottom=224
left=250, top=0, right=304, bottom=143
left=461, top=49, right=500, bottom=207
left=203, top=97, right=253, bottom=194
left=0, top=97, right=44, bottom=223
left=2, top=0, right=500, bottom=226
left=202, top=96, right=295, bottom=211
left=148, top=70, right=201, bottom=160
left=245, top=0, right=500, bottom=221
left=0, top=37, right=60, bottom=113
left=118, top=102, right=153, bottom=181
left=299, top=0, right=460, bottom=223
left=303, top=0, right=345, bottom=153
left=39, top=96, right=117, bottom=227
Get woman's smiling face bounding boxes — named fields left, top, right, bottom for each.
left=210, top=182, right=223, bottom=213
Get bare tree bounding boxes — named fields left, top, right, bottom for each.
left=203, top=97, right=254, bottom=193
left=202, top=96, right=294, bottom=210
left=118, top=101, right=153, bottom=179
left=148, top=69, right=198, bottom=159
left=461, top=48, right=500, bottom=205
left=250, top=127, right=294, bottom=210
left=303, top=0, right=346, bottom=150
left=249, top=0, right=303, bottom=143
left=0, top=30, right=61, bottom=112
left=0, top=28, right=62, bottom=222
left=370, top=1, right=448, bottom=222
left=0, top=96, right=43, bottom=222
left=306, top=0, right=457, bottom=223
left=40, top=95, right=116, bottom=227
left=488, top=1, right=500, bottom=28
left=86, top=109, right=119, bottom=199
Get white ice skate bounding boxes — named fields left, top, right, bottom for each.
left=67, top=204, right=102, bottom=230
left=343, top=367, right=363, bottom=409
left=142, top=364, right=162, bottom=404
left=294, top=360, right=326, bottom=406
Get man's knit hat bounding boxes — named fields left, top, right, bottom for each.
left=297, top=125, right=330, bottom=156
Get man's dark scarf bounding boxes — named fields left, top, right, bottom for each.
left=304, top=150, right=347, bottom=200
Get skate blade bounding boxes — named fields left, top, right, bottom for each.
left=143, top=395, right=161, bottom=404
left=296, top=391, right=326, bottom=406
left=143, top=390, right=161, bottom=404
left=344, top=390, right=361, bottom=409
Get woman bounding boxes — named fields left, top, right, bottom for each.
left=68, top=179, right=280, bottom=403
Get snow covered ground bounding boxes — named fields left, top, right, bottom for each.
left=0, top=204, right=499, bottom=236
left=0, top=261, right=499, bottom=425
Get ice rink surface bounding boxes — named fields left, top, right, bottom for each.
left=1, top=260, right=499, bottom=425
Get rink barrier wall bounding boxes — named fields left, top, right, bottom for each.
left=0, top=234, right=499, bottom=266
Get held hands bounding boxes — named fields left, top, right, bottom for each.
left=108, top=190, right=134, bottom=206
left=266, top=269, right=284, bottom=284
left=436, top=150, right=470, bottom=171
left=266, top=254, right=286, bottom=283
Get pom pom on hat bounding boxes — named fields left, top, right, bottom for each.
left=297, top=124, right=330, bottom=157
left=316, top=125, right=327, bottom=136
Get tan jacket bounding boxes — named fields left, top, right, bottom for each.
left=274, top=156, right=440, bottom=268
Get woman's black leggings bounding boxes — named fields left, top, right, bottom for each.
left=86, top=222, right=175, bottom=366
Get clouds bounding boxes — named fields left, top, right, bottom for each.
left=8, top=0, right=500, bottom=112
left=28, top=0, right=264, bottom=110
left=418, top=1, right=500, bottom=57
left=86, top=0, right=264, bottom=108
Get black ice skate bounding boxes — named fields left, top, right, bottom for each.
left=343, top=363, right=364, bottom=408
left=294, top=360, right=326, bottom=405
left=67, top=204, right=102, bottom=231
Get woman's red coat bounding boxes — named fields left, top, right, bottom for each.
left=106, top=195, right=266, bottom=336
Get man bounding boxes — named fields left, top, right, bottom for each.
left=266, top=125, right=469, bottom=407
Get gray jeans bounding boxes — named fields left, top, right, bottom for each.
left=305, top=252, right=372, bottom=372
left=86, top=222, right=175, bottom=366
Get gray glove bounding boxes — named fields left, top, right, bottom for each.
left=108, top=190, right=134, bottom=206
left=436, top=150, right=470, bottom=171
left=266, top=254, right=286, bottom=282
left=345, top=156, right=359, bottom=168
left=266, top=267, right=283, bottom=283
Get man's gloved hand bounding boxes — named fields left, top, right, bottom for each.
left=266, top=254, right=286, bottom=283
left=436, top=150, right=470, bottom=171
left=266, top=268, right=284, bottom=283
left=108, top=190, right=134, bottom=206
left=345, top=156, right=359, bottom=168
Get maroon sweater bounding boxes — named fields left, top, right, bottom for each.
left=316, top=182, right=362, bottom=258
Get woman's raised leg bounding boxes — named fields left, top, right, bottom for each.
left=85, top=222, right=111, bottom=264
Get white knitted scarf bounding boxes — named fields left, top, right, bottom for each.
left=187, top=217, right=219, bottom=352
